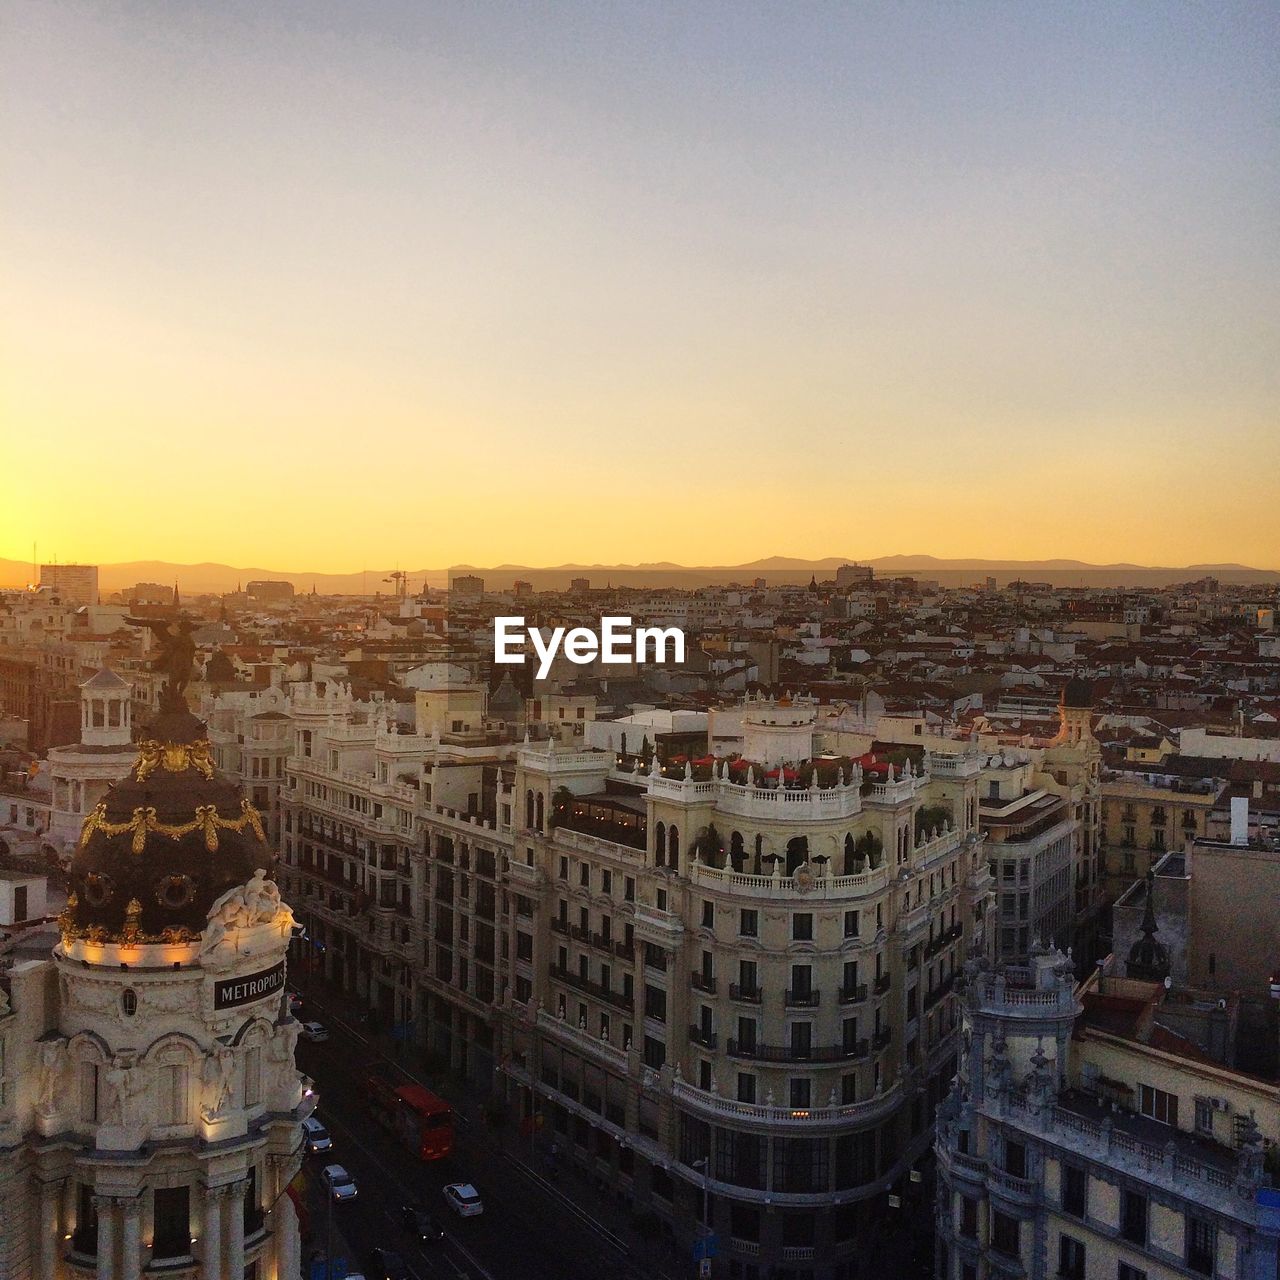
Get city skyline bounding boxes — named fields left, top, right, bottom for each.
left=5, top=1, right=1279, bottom=569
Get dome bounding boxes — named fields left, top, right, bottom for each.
left=1060, top=675, right=1093, bottom=708
left=64, top=698, right=270, bottom=944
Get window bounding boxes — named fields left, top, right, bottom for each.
left=736, top=1017, right=758, bottom=1053
left=1194, top=1098, right=1214, bottom=1135
left=1138, top=1084, right=1178, bottom=1127
left=1186, top=1217, right=1216, bottom=1276
left=72, top=1183, right=98, bottom=1255
left=1004, top=1139, right=1027, bottom=1179
left=624, top=876, right=635, bottom=902
left=642, top=1036, right=665, bottom=1070
left=1118, top=1265, right=1147, bottom=1280
left=1120, top=1190, right=1147, bottom=1246
left=243, top=1046, right=262, bottom=1107
left=789, top=1078, right=811, bottom=1109
left=152, top=1186, right=191, bottom=1259
left=737, top=1073, right=756, bottom=1104
left=739, top=909, right=758, bottom=937
left=843, top=910, right=859, bottom=938
left=701, top=900, right=714, bottom=929
left=1062, top=1164, right=1087, bottom=1218
left=157, top=1062, right=189, bottom=1126
left=601, top=869, right=611, bottom=894
left=1058, top=1235, right=1086, bottom=1280
left=959, top=1196, right=978, bottom=1239
left=991, top=1210, right=1019, bottom=1258
left=792, top=913, right=813, bottom=941
left=643, top=985, right=667, bottom=1022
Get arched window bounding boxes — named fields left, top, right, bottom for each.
left=730, top=831, right=745, bottom=867
left=786, top=836, right=808, bottom=876
left=654, top=822, right=666, bottom=866
left=535, top=792, right=545, bottom=831
left=525, top=790, right=535, bottom=829
left=844, top=833, right=856, bottom=875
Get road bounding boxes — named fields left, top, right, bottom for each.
left=294, top=989, right=664, bottom=1280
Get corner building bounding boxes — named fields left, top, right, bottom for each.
left=501, top=696, right=995, bottom=1279
left=0, top=689, right=309, bottom=1279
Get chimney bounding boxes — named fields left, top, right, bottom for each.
left=1230, top=796, right=1249, bottom=847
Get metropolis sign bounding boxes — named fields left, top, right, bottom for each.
left=213, top=961, right=286, bottom=1011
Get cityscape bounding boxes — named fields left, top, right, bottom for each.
left=4, top=3, right=1279, bottom=1279
left=0, top=561, right=1278, bottom=1280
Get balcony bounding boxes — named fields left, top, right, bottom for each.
left=784, top=988, right=820, bottom=1008
left=925, top=975, right=956, bottom=1010
left=729, top=983, right=762, bottom=1004
left=838, top=983, right=868, bottom=1005
left=726, top=1040, right=867, bottom=1064
left=691, top=972, right=718, bottom=996
left=874, top=974, right=892, bottom=996
left=613, top=940, right=636, bottom=961
left=550, top=964, right=635, bottom=1013
left=688, top=1025, right=718, bottom=1050
left=672, top=1077, right=904, bottom=1129
left=872, top=1027, right=892, bottom=1051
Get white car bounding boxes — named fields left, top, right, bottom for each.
left=442, top=1183, right=483, bottom=1218
left=322, top=1164, right=358, bottom=1202
left=302, top=1116, right=332, bottom=1154
left=300, top=1022, right=329, bottom=1042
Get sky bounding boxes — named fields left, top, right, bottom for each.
left=3, top=1, right=1278, bottom=571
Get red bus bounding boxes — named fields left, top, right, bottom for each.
left=367, top=1074, right=454, bottom=1161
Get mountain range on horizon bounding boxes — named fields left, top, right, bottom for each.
left=2, top=554, right=1277, bottom=596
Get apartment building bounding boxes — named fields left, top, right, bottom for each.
left=935, top=952, right=1280, bottom=1280
left=500, top=696, right=995, bottom=1278
left=1101, top=771, right=1222, bottom=896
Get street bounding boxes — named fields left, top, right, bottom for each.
left=293, top=985, right=672, bottom=1280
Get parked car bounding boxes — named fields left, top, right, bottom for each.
left=321, top=1164, right=358, bottom=1202
left=400, top=1204, right=445, bottom=1243
left=300, top=1021, right=329, bottom=1042
left=302, top=1116, right=332, bottom=1154
left=442, top=1183, right=484, bottom=1218
left=287, top=990, right=304, bottom=1015
left=366, top=1249, right=412, bottom=1280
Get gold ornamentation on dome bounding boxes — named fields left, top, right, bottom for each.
left=121, top=898, right=143, bottom=945
left=135, top=738, right=216, bottom=782
left=78, top=797, right=268, bottom=854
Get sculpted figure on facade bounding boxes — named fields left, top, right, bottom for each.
left=37, top=1038, right=68, bottom=1118
left=202, top=1045, right=236, bottom=1118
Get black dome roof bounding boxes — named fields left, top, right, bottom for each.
left=65, top=704, right=271, bottom=943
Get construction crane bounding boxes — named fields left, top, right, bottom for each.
left=384, top=570, right=408, bottom=600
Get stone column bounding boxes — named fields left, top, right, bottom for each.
left=37, top=1178, right=62, bottom=1280
left=274, top=1189, right=300, bottom=1280
left=119, top=1197, right=142, bottom=1280
left=225, top=1180, right=246, bottom=1280
left=93, top=1196, right=117, bottom=1280
left=200, top=1186, right=224, bottom=1280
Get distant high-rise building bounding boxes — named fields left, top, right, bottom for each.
left=245, top=579, right=295, bottom=601
left=569, top=577, right=590, bottom=592
left=513, top=580, right=534, bottom=597
left=451, top=574, right=484, bottom=597
left=835, top=563, right=873, bottom=590
left=39, top=563, right=98, bottom=606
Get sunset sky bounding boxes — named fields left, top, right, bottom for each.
left=3, top=2, right=1278, bottom=571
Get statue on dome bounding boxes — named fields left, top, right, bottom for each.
left=127, top=613, right=198, bottom=711
left=200, top=869, right=289, bottom=966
